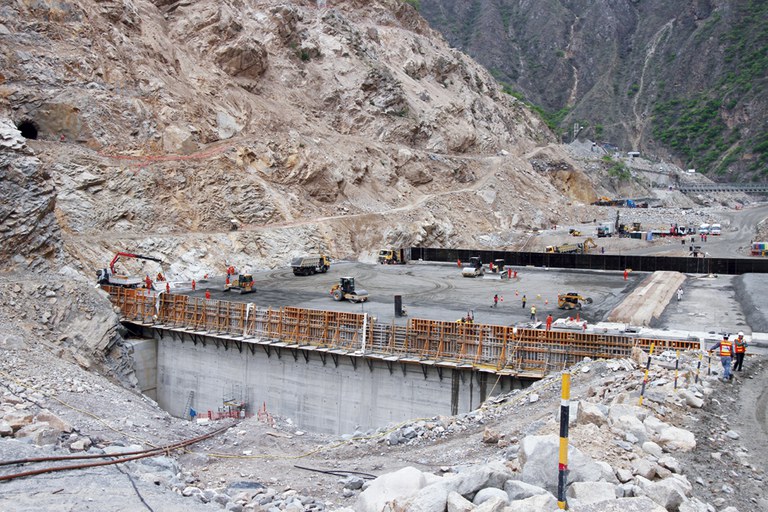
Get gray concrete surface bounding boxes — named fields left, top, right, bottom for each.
left=181, top=261, right=638, bottom=327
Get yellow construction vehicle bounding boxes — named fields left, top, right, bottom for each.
left=330, top=277, right=369, bottom=303
left=557, top=292, right=593, bottom=310
left=546, top=239, right=597, bottom=254
left=378, top=249, right=404, bottom=264
left=569, top=228, right=582, bottom=236
left=545, top=243, right=581, bottom=254
left=582, top=238, right=598, bottom=253
left=223, top=274, right=255, bottom=294
left=461, top=256, right=485, bottom=277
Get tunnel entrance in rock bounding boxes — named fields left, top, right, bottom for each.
left=17, top=120, right=38, bottom=139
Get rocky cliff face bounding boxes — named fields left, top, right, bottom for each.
left=0, top=0, right=602, bottom=276
left=418, top=0, right=768, bottom=181
left=0, top=121, right=60, bottom=269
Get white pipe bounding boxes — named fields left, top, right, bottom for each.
left=361, top=313, right=368, bottom=353
left=244, top=303, right=253, bottom=337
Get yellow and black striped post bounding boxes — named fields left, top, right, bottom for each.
left=695, top=351, right=703, bottom=384
left=557, top=371, right=571, bottom=510
left=674, top=350, right=679, bottom=390
left=638, top=343, right=655, bottom=406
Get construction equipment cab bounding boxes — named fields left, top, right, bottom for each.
left=330, top=277, right=369, bottom=303
left=378, top=249, right=402, bottom=264
left=291, top=254, right=330, bottom=276
left=96, top=252, right=163, bottom=288
left=557, top=293, right=593, bottom=310
left=224, top=274, right=255, bottom=294
left=461, top=256, right=484, bottom=277
left=596, top=225, right=613, bottom=238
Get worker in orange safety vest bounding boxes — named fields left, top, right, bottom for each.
left=709, top=334, right=734, bottom=382
left=733, top=331, right=748, bottom=372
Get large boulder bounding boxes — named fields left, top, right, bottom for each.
left=610, top=415, right=647, bottom=444
left=507, top=493, right=558, bottom=512
left=399, top=462, right=515, bottom=512
left=519, top=435, right=603, bottom=495
left=568, top=496, right=667, bottom=511
left=472, top=487, right=508, bottom=506
left=446, top=491, right=473, bottom=512
left=503, top=479, right=551, bottom=501
left=215, top=40, right=268, bottom=79
left=635, top=475, right=691, bottom=511
left=3, top=410, right=33, bottom=431
left=567, top=481, right=618, bottom=506
left=356, top=467, right=430, bottom=512
left=577, top=401, right=608, bottom=426
left=657, top=426, right=696, bottom=452
left=36, top=410, right=73, bottom=433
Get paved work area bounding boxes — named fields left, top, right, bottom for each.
left=181, top=262, right=636, bottom=327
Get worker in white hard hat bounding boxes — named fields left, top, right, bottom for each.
left=733, top=331, right=748, bottom=372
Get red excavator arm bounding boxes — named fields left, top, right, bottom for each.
left=109, top=252, right=163, bottom=274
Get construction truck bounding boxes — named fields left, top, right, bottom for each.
left=223, top=274, right=255, bottom=294
left=557, top=293, right=593, bottom=310
left=96, top=252, right=164, bottom=288
left=597, top=225, right=614, bottom=237
left=546, top=240, right=597, bottom=254
left=569, top=228, right=582, bottom=236
left=461, top=256, right=484, bottom=277
left=291, top=254, right=330, bottom=276
left=330, top=277, right=369, bottom=303
left=378, top=249, right=404, bottom=264
left=545, top=243, right=581, bottom=254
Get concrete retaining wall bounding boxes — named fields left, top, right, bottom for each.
left=126, top=337, right=158, bottom=400
left=153, top=332, right=524, bottom=435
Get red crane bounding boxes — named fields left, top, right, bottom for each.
left=109, top=252, right=163, bottom=274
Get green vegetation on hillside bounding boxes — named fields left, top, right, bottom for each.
left=402, top=0, right=421, bottom=9
left=498, top=81, right=570, bottom=134
left=652, top=1, right=768, bottom=176
left=602, top=155, right=631, bottom=181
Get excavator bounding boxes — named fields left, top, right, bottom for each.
left=96, top=252, right=164, bottom=288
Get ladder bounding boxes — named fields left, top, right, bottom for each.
left=183, top=391, right=194, bottom=420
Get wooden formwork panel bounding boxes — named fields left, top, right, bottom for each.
left=634, top=338, right=700, bottom=352
left=103, top=289, right=704, bottom=377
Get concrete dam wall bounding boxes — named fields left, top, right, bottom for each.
left=146, top=330, right=524, bottom=435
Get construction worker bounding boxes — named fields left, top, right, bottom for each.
left=709, top=334, right=734, bottom=382
left=191, top=279, right=196, bottom=291
left=205, top=289, right=211, bottom=300
left=530, top=305, right=536, bottom=321
left=165, top=282, right=170, bottom=293
left=546, top=314, right=553, bottom=331
left=677, top=288, right=683, bottom=301
left=492, top=294, right=499, bottom=308
left=521, top=295, right=527, bottom=309
left=144, top=275, right=152, bottom=289
left=733, top=332, right=747, bottom=372
left=623, top=269, right=629, bottom=280
left=157, top=272, right=165, bottom=281
left=225, top=275, right=230, bottom=286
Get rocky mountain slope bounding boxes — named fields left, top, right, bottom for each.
left=417, top=0, right=768, bottom=181
left=0, top=0, right=613, bottom=277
